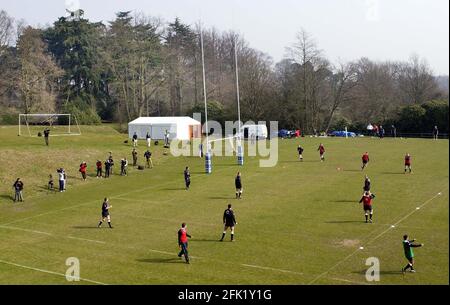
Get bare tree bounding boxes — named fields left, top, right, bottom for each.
left=398, top=54, right=439, bottom=104
left=322, top=62, right=358, bottom=133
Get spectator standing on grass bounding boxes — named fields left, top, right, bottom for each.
left=57, top=169, right=65, bottom=192
left=108, top=154, right=114, bottom=175
left=132, top=148, right=138, bottom=167
left=433, top=126, right=439, bottom=140
left=43, top=128, right=50, bottom=146
left=120, top=158, right=128, bottom=176
left=177, top=223, right=192, bottom=264
left=96, top=160, right=103, bottom=178
left=391, top=125, right=397, bottom=138
left=199, top=143, right=204, bottom=158
left=132, top=132, right=138, bottom=147
left=79, top=162, right=87, bottom=181
left=144, top=150, right=153, bottom=168
left=146, top=132, right=151, bottom=148
left=13, top=178, right=24, bottom=202
left=104, top=159, right=111, bottom=178
left=379, top=126, right=385, bottom=139
left=61, top=168, right=67, bottom=191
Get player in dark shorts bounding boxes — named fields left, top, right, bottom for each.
left=359, top=191, right=375, bottom=223
left=318, top=143, right=325, bottom=161
left=402, top=234, right=423, bottom=273
left=361, top=152, right=369, bottom=170
left=404, top=153, right=412, bottom=174
left=297, top=145, right=304, bottom=161
left=235, top=172, right=242, bottom=199
left=98, top=198, right=113, bottom=228
left=144, top=150, right=153, bottom=168
left=184, top=167, right=191, bottom=190
left=363, top=175, right=371, bottom=193
left=178, top=223, right=192, bottom=264
left=48, top=174, right=54, bottom=190
left=220, top=204, right=237, bottom=242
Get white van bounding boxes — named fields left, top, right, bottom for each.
left=239, top=124, right=268, bottom=140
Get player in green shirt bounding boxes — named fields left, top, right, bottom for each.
left=402, top=234, right=423, bottom=273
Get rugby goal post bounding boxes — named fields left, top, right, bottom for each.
left=18, top=113, right=81, bottom=137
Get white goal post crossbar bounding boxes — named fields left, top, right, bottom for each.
left=18, top=113, right=82, bottom=137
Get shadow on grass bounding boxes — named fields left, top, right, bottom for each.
left=161, top=188, right=185, bottom=191
left=279, top=160, right=317, bottom=163
left=353, top=270, right=404, bottom=276
left=333, top=200, right=356, bottom=203
left=192, top=239, right=222, bottom=243
left=325, top=220, right=365, bottom=224
left=380, top=172, right=404, bottom=175
left=72, top=226, right=100, bottom=229
left=208, top=196, right=232, bottom=200
left=343, top=169, right=362, bottom=172
left=0, top=194, right=13, bottom=201
left=136, top=258, right=183, bottom=264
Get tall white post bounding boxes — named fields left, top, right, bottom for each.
left=200, top=23, right=211, bottom=174
left=235, top=35, right=243, bottom=166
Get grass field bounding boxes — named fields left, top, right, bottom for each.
left=0, top=125, right=448, bottom=285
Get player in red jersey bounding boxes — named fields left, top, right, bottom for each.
left=359, top=191, right=375, bottom=223
left=178, top=223, right=192, bottom=264
left=317, top=143, right=325, bottom=162
left=361, top=152, right=370, bottom=170
left=404, top=153, right=412, bottom=174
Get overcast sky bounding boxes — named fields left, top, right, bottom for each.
left=1, top=0, right=448, bottom=74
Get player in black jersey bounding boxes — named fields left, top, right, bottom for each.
left=220, top=204, right=237, bottom=242
left=98, top=198, right=113, bottom=228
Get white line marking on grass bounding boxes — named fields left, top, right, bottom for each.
left=308, top=189, right=446, bottom=285
left=328, top=277, right=371, bottom=285
left=0, top=259, right=107, bottom=285
left=0, top=225, right=105, bottom=245
left=67, top=236, right=106, bottom=244
left=0, top=225, right=53, bottom=236
left=240, top=264, right=303, bottom=275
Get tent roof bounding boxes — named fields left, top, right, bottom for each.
left=128, top=116, right=201, bottom=125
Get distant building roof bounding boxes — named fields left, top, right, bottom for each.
left=128, top=116, right=201, bottom=125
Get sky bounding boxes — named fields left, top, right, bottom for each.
left=1, top=0, right=448, bottom=75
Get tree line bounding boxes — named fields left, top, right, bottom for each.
left=0, top=9, right=448, bottom=134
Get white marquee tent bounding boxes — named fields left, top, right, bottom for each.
left=128, top=117, right=201, bottom=141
